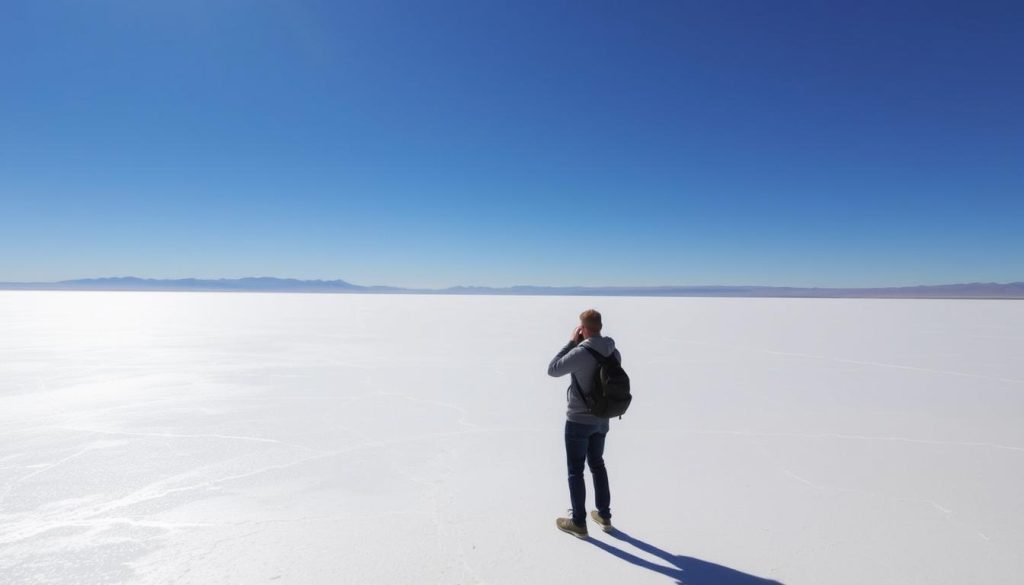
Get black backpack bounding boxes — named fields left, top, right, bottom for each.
left=574, top=346, right=632, bottom=419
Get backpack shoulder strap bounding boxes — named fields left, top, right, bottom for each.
left=570, top=372, right=588, bottom=406
left=572, top=345, right=609, bottom=407
left=581, top=345, right=607, bottom=363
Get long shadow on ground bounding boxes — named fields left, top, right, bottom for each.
left=586, top=529, right=784, bottom=585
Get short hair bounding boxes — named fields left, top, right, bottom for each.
left=579, top=309, right=602, bottom=332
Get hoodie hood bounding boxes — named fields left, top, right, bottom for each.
left=579, top=335, right=616, bottom=358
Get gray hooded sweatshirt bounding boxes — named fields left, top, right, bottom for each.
left=547, top=335, right=621, bottom=428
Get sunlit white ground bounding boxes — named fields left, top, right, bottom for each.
left=1, top=291, right=1022, bottom=585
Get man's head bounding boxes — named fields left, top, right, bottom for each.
left=579, top=309, right=602, bottom=338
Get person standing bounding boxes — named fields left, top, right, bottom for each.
left=547, top=309, right=621, bottom=538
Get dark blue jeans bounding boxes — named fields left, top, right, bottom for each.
left=565, top=420, right=611, bottom=526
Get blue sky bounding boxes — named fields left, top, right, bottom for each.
left=2, top=1, right=1021, bottom=288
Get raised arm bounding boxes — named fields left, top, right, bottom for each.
left=548, top=341, right=588, bottom=377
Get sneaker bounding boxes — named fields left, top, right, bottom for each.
left=590, top=510, right=613, bottom=532
left=555, top=517, right=588, bottom=539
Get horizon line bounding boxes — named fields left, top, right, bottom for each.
left=0, top=275, right=1022, bottom=300
left=1, top=274, right=1023, bottom=289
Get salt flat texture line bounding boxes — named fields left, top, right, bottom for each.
left=0, top=438, right=103, bottom=509
left=46, top=426, right=331, bottom=453
left=1, top=424, right=544, bottom=545
left=750, top=439, right=994, bottom=543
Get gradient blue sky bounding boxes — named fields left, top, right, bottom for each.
left=2, top=1, right=1021, bottom=288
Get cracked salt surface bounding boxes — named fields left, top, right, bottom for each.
left=1, top=292, right=1022, bottom=584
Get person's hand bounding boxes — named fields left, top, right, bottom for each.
left=571, top=326, right=584, bottom=344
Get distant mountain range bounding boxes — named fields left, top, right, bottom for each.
left=1, top=277, right=1022, bottom=299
